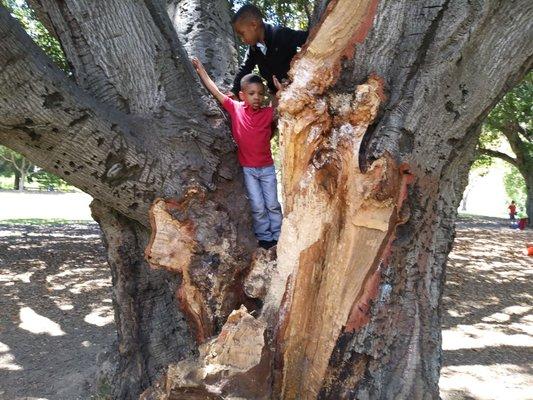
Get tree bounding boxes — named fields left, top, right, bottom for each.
left=503, top=164, right=527, bottom=213
left=478, top=73, right=532, bottom=225
left=0, top=1, right=531, bottom=399
left=0, top=145, right=35, bottom=190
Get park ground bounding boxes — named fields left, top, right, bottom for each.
left=0, top=193, right=531, bottom=399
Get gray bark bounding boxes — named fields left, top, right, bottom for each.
left=526, top=174, right=533, bottom=227
left=321, top=0, right=533, bottom=398
left=1, top=2, right=253, bottom=398
left=90, top=200, right=197, bottom=399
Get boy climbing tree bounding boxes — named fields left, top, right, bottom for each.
left=230, top=4, right=308, bottom=96
left=192, top=57, right=283, bottom=249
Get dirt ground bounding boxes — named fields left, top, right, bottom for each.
left=0, top=222, right=114, bottom=400
left=440, top=216, right=532, bottom=400
left=0, top=216, right=531, bottom=399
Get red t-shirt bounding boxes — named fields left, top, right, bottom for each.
left=509, top=204, right=516, bottom=214
left=222, top=96, right=274, bottom=167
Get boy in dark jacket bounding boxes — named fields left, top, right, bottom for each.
left=230, top=4, right=308, bottom=96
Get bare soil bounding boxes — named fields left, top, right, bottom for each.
left=0, top=215, right=531, bottom=399
left=0, top=222, right=114, bottom=400
left=440, top=215, right=532, bottom=400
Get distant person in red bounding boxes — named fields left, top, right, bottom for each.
left=508, top=200, right=517, bottom=220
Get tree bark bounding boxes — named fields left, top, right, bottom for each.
left=13, top=170, right=20, bottom=190
left=1, top=0, right=532, bottom=399
left=18, top=167, right=25, bottom=191
left=526, top=173, right=533, bottom=227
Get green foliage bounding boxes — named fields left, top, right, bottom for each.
left=231, top=0, right=310, bottom=29
left=470, top=151, right=493, bottom=175
left=28, top=168, right=70, bottom=190
left=0, top=146, right=71, bottom=191
left=1, top=0, right=68, bottom=71
left=475, top=73, right=532, bottom=179
left=503, top=164, right=526, bottom=211
left=0, top=145, right=35, bottom=175
left=485, top=73, right=532, bottom=135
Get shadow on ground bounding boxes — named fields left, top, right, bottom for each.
left=440, top=215, right=532, bottom=400
left=0, top=216, right=531, bottom=399
left=0, top=223, right=114, bottom=400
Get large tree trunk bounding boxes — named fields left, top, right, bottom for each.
left=526, top=173, right=533, bottom=227
left=17, top=169, right=25, bottom=191
left=13, top=170, right=20, bottom=190
left=1, top=0, right=532, bottom=399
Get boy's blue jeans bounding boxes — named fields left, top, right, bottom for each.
left=242, top=165, right=282, bottom=242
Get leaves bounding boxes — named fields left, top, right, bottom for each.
left=231, top=0, right=309, bottom=30
left=503, top=164, right=526, bottom=210
left=1, top=0, right=69, bottom=71
left=476, top=72, right=532, bottom=175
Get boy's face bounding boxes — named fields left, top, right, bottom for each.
left=239, top=82, right=264, bottom=110
left=233, top=18, right=262, bottom=45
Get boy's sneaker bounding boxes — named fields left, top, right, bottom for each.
left=258, top=240, right=277, bottom=250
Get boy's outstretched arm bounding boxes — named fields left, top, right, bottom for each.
left=191, top=57, right=226, bottom=105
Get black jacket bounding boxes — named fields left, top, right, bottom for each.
left=231, top=23, right=308, bottom=95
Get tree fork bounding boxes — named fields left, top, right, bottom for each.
left=140, top=0, right=415, bottom=398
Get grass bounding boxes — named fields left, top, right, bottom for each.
left=0, top=218, right=94, bottom=225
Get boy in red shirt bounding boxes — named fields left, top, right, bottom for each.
left=508, top=200, right=517, bottom=220
left=191, top=57, right=282, bottom=249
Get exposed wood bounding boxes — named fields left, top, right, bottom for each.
left=140, top=306, right=270, bottom=400
left=276, top=75, right=409, bottom=399
left=243, top=247, right=278, bottom=300
left=146, top=197, right=213, bottom=342
left=145, top=190, right=257, bottom=343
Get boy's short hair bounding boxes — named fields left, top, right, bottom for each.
left=231, top=4, right=263, bottom=24
left=240, top=73, right=264, bottom=90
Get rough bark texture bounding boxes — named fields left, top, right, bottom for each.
left=1, top=0, right=532, bottom=399
left=1, top=1, right=253, bottom=397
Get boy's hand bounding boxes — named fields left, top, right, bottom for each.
left=191, top=57, right=204, bottom=74
left=273, top=75, right=283, bottom=95
left=191, top=56, right=225, bottom=105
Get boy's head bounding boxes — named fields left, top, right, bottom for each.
left=232, top=4, right=264, bottom=45
left=239, top=74, right=265, bottom=109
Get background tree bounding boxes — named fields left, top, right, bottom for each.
left=503, top=165, right=527, bottom=213
left=477, top=72, right=532, bottom=224
left=0, top=145, right=35, bottom=190
left=0, top=1, right=531, bottom=400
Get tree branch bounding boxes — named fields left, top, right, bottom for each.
left=0, top=6, right=171, bottom=224
left=166, top=0, right=237, bottom=89
left=480, top=147, right=518, bottom=168
left=26, top=0, right=202, bottom=117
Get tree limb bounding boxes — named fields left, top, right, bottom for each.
left=0, top=6, right=170, bottom=224
left=167, top=0, right=237, bottom=89
left=478, top=148, right=517, bottom=167
left=25, top=0, right=202, bottom=118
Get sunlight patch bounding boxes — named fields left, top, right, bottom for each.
left=0, top=341, right=23, bottom=371
left=441, top=364, right=531, bottom=400
left=18, top=307, right=66, bottom=336
left=84, top=306, right=114, bottom=327
left=443, top=323, right=533, bottom=350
